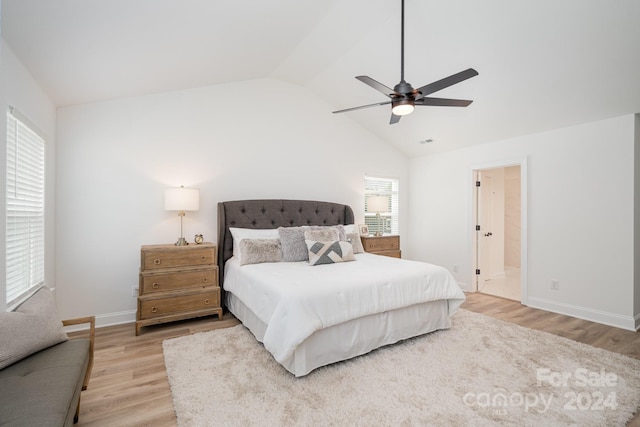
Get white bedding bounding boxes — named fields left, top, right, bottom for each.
left=224, top=253, right=465, bottom=367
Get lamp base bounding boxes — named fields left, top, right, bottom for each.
left=175, top=237, right=189, bottom=246
left=374, top=231, right=382, bottom=237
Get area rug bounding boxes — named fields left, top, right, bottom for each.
left=162, top=309, right=640, bottom=426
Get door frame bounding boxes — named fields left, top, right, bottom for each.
left=470, top=157, right=528, bottom=305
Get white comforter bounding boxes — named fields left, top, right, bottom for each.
left=224, top=253, right=465, bottom=365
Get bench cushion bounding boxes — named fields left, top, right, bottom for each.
left=0, top=339, right=90, bottom=427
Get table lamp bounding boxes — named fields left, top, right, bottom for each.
left=165, top=186, right=200, bottom=246
left=367, top=195, right=390, bottom=237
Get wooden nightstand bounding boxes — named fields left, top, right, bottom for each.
left=136, top=243, right=223, bottom=335
left=360, top=235, right=401, bottom=258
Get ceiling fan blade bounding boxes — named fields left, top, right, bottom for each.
left=415, top=97, right=473, bottom=107
left=356, top=76, right=399, bottom=97
left=415, top=68, right=479, bottom=97
left=332, top=100, right=392, bottom=114
left=390, top=113, right=401, bottom=124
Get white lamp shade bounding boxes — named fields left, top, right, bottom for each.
left=391, top=103, right=415, bottom=116
left=165, top=187, right=200, bottom=211
left=367, top=195, right=390, bottom=213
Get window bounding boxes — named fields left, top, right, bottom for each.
left=364, top=175, right=399, bottom=235
left=6, top=108, right=45, bottom=305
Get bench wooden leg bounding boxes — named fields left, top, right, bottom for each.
left=74, top=397, right=81, bottom=423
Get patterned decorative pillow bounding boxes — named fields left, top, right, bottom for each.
left=278, top=226, right=310, bottom=262
left=304, top=228, right=340, bottom=242
left=346, top=232, right=365, bottom=254
left=239, top=239, right=282, bottom=266
left=0, top=286, right=69, bottom=369
left=306, top=240, right=356, bottom=266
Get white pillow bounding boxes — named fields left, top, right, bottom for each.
left=229, top=227, right=279, bottom=258
left=343, top=224, right=355, bottom=234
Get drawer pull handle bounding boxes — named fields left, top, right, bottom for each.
left=151, top=306, right=158, bottom=313
left=153, top=258, right=161, bottom=265
left=202, top=277, right=208, bottom=283
left=152, top=282, right=160, bottom=289
left=204, top=299, right=210, bottom=305
left=201, top=256, right=207, bottom=261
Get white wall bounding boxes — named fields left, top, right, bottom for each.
left=0, top=38, right=56, bottom=310
left=408, top=115, right=637, bottom=330
left=55, top=78, right=409, bottom=324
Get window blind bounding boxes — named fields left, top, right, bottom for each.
left=364, top=175, right=399, bottom=235
left=6, top=108, right=45, bottom=305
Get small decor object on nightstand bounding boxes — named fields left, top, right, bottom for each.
left=359, top=224, right=369, bottom=236
left=194, top=234, right=204, bottom=244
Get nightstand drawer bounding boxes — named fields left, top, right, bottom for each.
left=374, top=250, right=401, bottom=258
left=360, top=235, right=401, bottom=258
left=139, top=288, right=220, bottom=319
left=141, top=245, right=217, bottom=270
left=361, top=235, right=400, bottom=252
left=140, top=267, right=218, bottom=294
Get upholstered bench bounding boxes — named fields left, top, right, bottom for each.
left=0, top=288, right=94, bottom=426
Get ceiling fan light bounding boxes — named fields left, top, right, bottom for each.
left=392, top=100, right=415, bottom=116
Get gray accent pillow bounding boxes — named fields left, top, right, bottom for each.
left=346, top=232, right=365, bottom=254
left=309, top=225, right=346, bottom=240
left=0, top=286, right=69, bottom=369
left=278, top=226, right=310, bottom=262
left=304, top=228, right=340, bottom=242
left=239, top=239, right=282, bottom=266
left=306, top=240, right=356, bottom=266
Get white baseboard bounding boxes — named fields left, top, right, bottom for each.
left=64, top=298, right=640, bottom=333
left=95, top=309, right=137, bottom=328
left=457, top=281, right=471, bottom=292
left=63, top=309, right=136, bottom=333
left=527, top=296, right=637, bottom=332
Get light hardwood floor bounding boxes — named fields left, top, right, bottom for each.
left=72, top=293, right=639, bottom=426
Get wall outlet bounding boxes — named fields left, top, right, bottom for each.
left=131, top=286, right=139, bottom=297
left=550, top=280, right=560, bottom=291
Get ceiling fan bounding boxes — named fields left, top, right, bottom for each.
left=332, top=0, right=478, bottom=124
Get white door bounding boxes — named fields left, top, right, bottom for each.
left=475, top=170, right=495, bottom=288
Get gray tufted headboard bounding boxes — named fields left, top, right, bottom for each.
left=217, top=199, right=355, bottom=297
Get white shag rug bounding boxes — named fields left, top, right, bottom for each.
left=162, top=309, right=640, bottom=426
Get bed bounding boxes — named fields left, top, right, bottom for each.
left=217, top=199, right=465, bottom=377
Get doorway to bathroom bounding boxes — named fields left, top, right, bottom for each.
left=472, top=162, right=526, bottom=302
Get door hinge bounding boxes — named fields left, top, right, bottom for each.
left=476, top=225, right=481, bottom=231
left=476, top=181, right=481, bottom=187
left=476, top=269, right=481, bottom=275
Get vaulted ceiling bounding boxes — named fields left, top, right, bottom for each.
left=3, top=0, right=640, bottom=157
